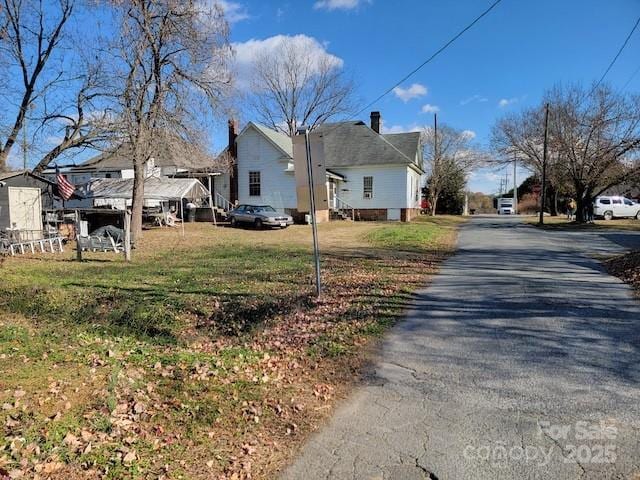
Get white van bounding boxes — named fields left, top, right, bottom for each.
left=593, top=196, right=640, bottom=220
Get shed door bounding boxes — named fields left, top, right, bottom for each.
left=8, top=187, right=43, bottom=240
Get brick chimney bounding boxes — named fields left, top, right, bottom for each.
left=370, top=111, right=381, bottom=134
left=228, top=119, right=238, bottom=158
left=228, top=119, right=239, bottom=202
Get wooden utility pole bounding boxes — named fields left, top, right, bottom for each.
left=513, top=152, right=518, bottom=214
left=539, top=103, right=550, bottom=225
left=432, top=113, right=438, bottom=216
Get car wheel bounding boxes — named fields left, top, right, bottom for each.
left=636, top=211, right=640, bottom=220
left=230, top=217, right=237, bottom=227
left=603, top=210, right=613, bottom=221
left=254, top=218, right=263, bottom=229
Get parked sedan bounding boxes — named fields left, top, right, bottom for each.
left=228, top=204, right=294, bottom=229
left=593, top=196, right=640, bottom=220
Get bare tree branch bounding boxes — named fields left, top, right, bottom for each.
left=249, top=41, right=354, bottom=136
left=107, top=0, right=233, bottom=243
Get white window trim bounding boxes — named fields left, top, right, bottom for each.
left=363, top=176, right=373, bottom=199
left=249, top=171, right=261, bottom=197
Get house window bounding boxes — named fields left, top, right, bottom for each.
left=363, top=176, right=373, bottom=199
left=249, top=171, right=261, bottom=196
left=415, top=178, right=419, bottom=201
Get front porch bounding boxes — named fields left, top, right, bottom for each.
left=326, top=170, right=354, bottom=221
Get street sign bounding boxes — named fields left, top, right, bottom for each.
left=293, top=131, right=328, bottom=213
left=293, top=128, right=325, bottom=297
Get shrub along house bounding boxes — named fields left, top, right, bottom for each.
left=224, top=112, right=424, bottom=222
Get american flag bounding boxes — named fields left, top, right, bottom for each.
left=56, top=167, right=75, bottom=201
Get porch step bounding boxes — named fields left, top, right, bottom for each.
left=330, top=211, right=352, bottom=221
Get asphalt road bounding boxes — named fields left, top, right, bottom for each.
left=282, top=216, right=640, bottom=480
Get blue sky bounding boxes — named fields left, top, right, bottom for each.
left=221, top=0, right=640, bottom=193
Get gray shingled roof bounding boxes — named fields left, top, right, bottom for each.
left=75, top=138, right=220, bottom=173
left=382, top=132, right=422, bottom=164
left=247, top=121, right=423, bottom=171
left=316, top=122, right=422, bottom=170
left=0, top=169, right=55, bottom=185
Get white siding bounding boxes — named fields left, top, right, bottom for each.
left=211, top=173, right=231, bottom=202
left=329, top=165, right=411, bottom=209
left=237, top=126, right=297, bottom=210
left=406, top=167, right=422, bottom=209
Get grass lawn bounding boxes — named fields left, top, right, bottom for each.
left=0, top=216, right=463, bottom=479
left=525, top=215, right=640, bottom=231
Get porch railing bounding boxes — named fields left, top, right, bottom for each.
left=214, top=192, right=233, bottom=212
left=334, top=196, right=355, bottom=220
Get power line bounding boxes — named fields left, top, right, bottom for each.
left=592, top=15, right=640, bottom=93
left=350, top=0, right=504, bottom=120
left=621, top=63, right=640, bottom=92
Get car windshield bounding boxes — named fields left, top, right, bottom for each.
left=252, top=206, right=276, bottom=213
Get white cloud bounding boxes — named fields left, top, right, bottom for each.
left=460, top=94, right=488, bottom=106
left=215, top=0, right=250, bottom=23
left=232, top=34, right=344, bottom=90
left=381, top=123, right=425, bottom=134
left=420, top=103, right=440, bottom=114
left=381, top=124, right=405, bottom=134
left=392, top=83, right=427, bottom=102
left=313, top=0, right=370, bottom=11
left=462, top=129, right=476, bottom=140
left=484, top=172, right=500, bottom=182
left=498, top=97, right=518, bottom=108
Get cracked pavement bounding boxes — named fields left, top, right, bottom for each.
left=281, top=216, right=640, bottom=480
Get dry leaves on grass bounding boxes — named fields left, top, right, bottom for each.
left=604, top=250, right=640, bottom=292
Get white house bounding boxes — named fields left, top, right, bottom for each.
left=226, top=112, right=424, bottom=222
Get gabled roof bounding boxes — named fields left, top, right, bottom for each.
left=0, top=169, right=55, bottom=185
left=0, top=170, right=29, bottom=181
left=382, top=132, right=422, bottom=163
left=70, top=137, right=222, bottom=173
left=315, top=122, right=423, bottom=171
left=243, top=122, right=293, bottom=158
left=239, top=121, right=423, bottom=172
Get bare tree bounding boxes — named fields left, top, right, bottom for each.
left=422, top=123, right=484, bottom=216
left=493, top=84, right=640, bottom=221
left=32, top=60, right=116, bottom=172
left=249, top=40, right=354, bottom=136
left=108, top=0, right=232, bottom=241
left=0, top=0, right=73, bottom=170
left=491, top=105, right=571, bottom=215
left=0, top=0, right=117, bottom=172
